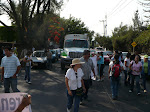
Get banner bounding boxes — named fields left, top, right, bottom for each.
left=0, top=93, right=32, bottom=112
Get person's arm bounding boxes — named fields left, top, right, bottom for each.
left=65, top=77, right=72, bottom=96
left=97, top=56, right=101, bottom=61
left=1, top=67, right=4, bottom=82
left=81, top=79, right=86, bottom=93
left=92, top=68, right=96, bottom=77
left=125, top=61, right=127, bottom=67
left=12, top=66, right=21, bottom=78
left=14, top=95, right=31, bottom=112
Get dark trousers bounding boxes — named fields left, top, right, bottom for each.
left=4, top=77, right=20, bottom=93
left=142, top=73, right=148, bottom=90
left=130, top=75, right=140, bottom=93
left=25, top=66, right=31, bottom=82
left=81, top=79, right=90, bottom=101
left=47, top=58, right=52, bottom=70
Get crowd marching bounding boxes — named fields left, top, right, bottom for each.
left=65, top=50, right=150, bottom=112
left=0, top=46, right=150, bottom=112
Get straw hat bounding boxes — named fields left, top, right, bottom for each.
left=71, top=58, right=85, bottom=66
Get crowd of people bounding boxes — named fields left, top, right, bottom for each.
left=0, top=46, right=150, bottom=112
left=65, top=50, right=150, bottom=112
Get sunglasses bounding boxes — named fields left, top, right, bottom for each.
left=75, top=73, right=78, bottom=78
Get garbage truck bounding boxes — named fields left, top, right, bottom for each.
left=60, top=34, right=90, bottom=70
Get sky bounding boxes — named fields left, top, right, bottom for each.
left=0, top=0, right=145, bottom=36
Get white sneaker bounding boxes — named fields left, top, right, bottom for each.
left=129, top=90, right=132, bottom=93
left=28, top=82, right=32, bottom=84
left=137, top=93, right=141, bottom=95
left=67, top=108, right=71, bottom=112
left=97, top=79, right=100, bottom=82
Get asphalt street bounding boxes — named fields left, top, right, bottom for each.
left=0, top=60, right=150, bottom=112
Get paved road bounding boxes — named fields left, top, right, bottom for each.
left=0, top=61, right=150, bottom=112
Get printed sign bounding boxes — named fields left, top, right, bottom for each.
left=0, top=93, right=32, bottom=112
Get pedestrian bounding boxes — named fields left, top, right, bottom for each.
left=141, top=55, right=150, bottom=93
left=46, top=49, right=52, bottom=70
left=97, top=52, right=104, bottom=81
left=129, top=55, right=142, bottom=95
left=124, top=52, right=131, bottom=86
left=111, top=50, right=122, bottom=62
left=1, top=46, right=21, bottom=93
left=80, top=50, right=96, bottom=101
left=90, top=52, right=97, bottom=80
left=0, top=46, right=3, bottom=64
left=24, top=51, right=32, bottom=84
left=108, top=55, right=124, bottom=100
left=130, top=51, right=141, bottom=61
left=65, top=58, right=86, bottom=112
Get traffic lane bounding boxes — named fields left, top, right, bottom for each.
left=19, top=65, right=67, bottom=112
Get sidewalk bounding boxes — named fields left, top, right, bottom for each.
left=79, top=75, right=150, bottom=112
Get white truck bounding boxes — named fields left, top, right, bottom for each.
left=60, top=34, right=90, bottom=70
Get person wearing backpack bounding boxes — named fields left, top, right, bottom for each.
left=108, top=55, right=124, bottom=100
left=129, top=55, right=142, bottom=95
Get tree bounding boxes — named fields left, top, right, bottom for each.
left=0, top=0, right=63, bottom=47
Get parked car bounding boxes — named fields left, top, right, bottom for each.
left=50, top=49, right=59, bottom=62
left=122, top=52, right=128, bottom=61
left=32, top=50, right=47, bottom=67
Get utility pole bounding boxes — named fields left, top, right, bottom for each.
left=100, top=14, right=107, bottom=37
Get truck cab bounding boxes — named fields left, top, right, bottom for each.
left=61, top=34, right=89, bottom=70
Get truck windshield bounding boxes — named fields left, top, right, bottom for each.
left=65, top=40, right=88, bottom=48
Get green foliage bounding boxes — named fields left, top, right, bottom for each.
left=0, top=26, right=17, bottom=42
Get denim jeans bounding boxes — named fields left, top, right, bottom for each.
left=25, top=66, right=31, bottom=82
left=142, top=73, right=148, bottom=90
left=47, top=59, right=52, bottom=70
left=124, top=70, right=129, bottom=85
left=67, top=90, right=81, bottom=112
left=4, top=77, right=20, bottom=93
left=130, top=75, right=140, bottom=93
left=110, top=76, right=120, bottom=98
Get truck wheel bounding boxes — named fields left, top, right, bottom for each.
left=61, top=63, right=65, bottom=70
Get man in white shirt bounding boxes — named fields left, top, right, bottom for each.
left=1, top=46, right=21, bottom=93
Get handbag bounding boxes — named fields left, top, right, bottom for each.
left=76, top=87, right=83, bottom=96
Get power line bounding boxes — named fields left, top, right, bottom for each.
left=108, top=0, right=127, bottom=18
left=108, top=0, right=134, bottom=19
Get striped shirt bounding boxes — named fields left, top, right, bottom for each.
left=1, top=55, right=21, bottom=78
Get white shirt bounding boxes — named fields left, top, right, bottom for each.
left=90, top=56, right=98, bottom=77
left=124, top=58, right=130, bottom=71
left=24, top=55, right=32, bottom=66
left=109, top=61, right=123, bottom=76
left=65, top=68, right=84, bottom=90
left=1, top=55, right=21, bottom=78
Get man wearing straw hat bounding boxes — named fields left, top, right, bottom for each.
left=80, top=50, right=96, bottom=101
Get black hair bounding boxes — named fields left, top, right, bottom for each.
left=115, top=50, right=118, bottom=54
left=114, top=54, right=119, bottom=64
left=83, top=50, right=90, bottom=56
left=100, top=52, right=103, bottom=57
left=71, top=65, right=75, bottom=68
left=4, top=46, right=11, bottom=51
left=126, top=52, right=131, bottom=58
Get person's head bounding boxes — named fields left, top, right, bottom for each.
left=134, top=51, right=138, bottom=55
left=135, top=55, right=139, bottom=62
left=83, top=50, right=90, bottom=60
left=26, top=50, right=31, bottom=56
left=144, top=55, right=148, bottom=62
left=91, top=52, right=95, bottom=57
left=126, top=52, right=131, bottom=58
left=114, top=50, right=118, bottom=55
left=71, top=58, right=85, bottom=69
left=4, top=46, right=11, bottom=57
left=100, top=52, right=103, bottom=57
left=114, top=54, right=119, bottom=64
